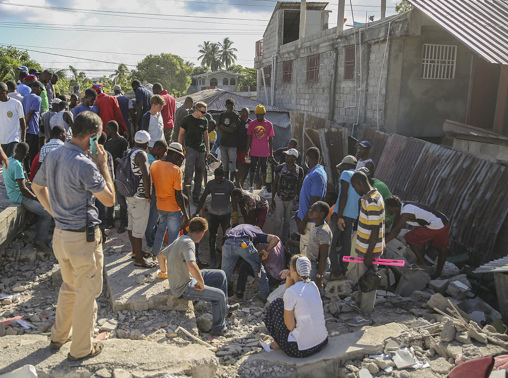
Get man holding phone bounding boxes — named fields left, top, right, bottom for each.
left=158, top=217, right=239, bottom=336
left=32, top=111, right=115, bottom=361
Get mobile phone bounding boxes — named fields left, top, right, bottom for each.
left=90, top=135, right=98, bottom=155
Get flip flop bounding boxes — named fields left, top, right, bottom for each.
left=49, top=337, right=71, bottom=349
left=134, top=260, right=156, bottom=269
left=131, top=251, right=153, bottom=260
left=67, top=341, right=103, bottom=361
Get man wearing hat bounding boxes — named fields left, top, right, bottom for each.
left=328, top=155, right=360, bottom=280
left=113, top=85, right=134, bottom=136
left=151, top=141, right=189, bottom=259
left=246, top=104, right=274, bottom=192
left=125, top=130, right=154, bottom=268
left=18, top=74, right=35, bottom=97
left=21, top=80, right=43, bottom=173
left=272, top=148, right=304, bottom=243
left=356, top=140, right=375, bottom=175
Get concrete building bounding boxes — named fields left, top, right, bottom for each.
left=254, top=1, right=508, bottom=140
left=189, top=70, right=244, bottom=93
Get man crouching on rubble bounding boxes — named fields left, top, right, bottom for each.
left=158, top=217, right=240, bottom=335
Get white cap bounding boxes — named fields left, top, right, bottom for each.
left=284, top=148, right=299, bottom=158
left=134, top=130, right=151, bottom=144
left=113, top=85, right=122, bottom=91
left=51, top=98, right=62, bottom=105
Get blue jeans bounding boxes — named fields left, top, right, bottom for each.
left=310, top=258, right=330, bottom=283
left=145, top=193, right=158, bottom=248
left=152, top=210, right=182, bottom=255
left=222, top=238, right=270, bottom=299
left=182, top=269, right=228, bottom=333
left=21, top=197, right=52, bottom=244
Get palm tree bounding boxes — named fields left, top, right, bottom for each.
left=219, top=37, right=237, bottom=69
left=198, top=41, right=223, bottom=72
left=110, top=63, right=130, bottom=85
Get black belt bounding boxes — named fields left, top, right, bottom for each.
left=62, top=225, right=99, bottom=233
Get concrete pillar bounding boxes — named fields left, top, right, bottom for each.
left=493, top=65, right=508, bottom=134
left=381, top=0, right=386, bottom=19
left=299, top=0, right=307, bottom=47
left=337, top=0, right=346, bottom=34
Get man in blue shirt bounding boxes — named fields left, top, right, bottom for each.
left=132, top=80, right=153, bottom=130
left=329, top=155, right=360, bottom=280
left=21, top=80, right=43, bottom=174
left=3, top=142, right=52, bottom=252
left=17, top=72, right=31, bottom=97
left=73, top=89, right=99, bottom=118
left=297, top=147, right=327, bottom=257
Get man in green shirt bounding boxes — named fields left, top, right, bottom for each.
left=357, top=167, right=393, bottom=229
left=178, top=101, right=210, bottom=204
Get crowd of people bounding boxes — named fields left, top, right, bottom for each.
left=0, top=65, right=452, bottom=362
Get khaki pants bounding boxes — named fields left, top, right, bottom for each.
left=299, top=222, right=315, bottom=258
left=51, top=227, right=104, bottom=358
left=164, top=128, right=173, bottom=145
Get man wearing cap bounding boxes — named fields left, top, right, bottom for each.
left=73, top=89, right=99, bottom=118
left=132, top=80, right=153, bottom=129
left=22, top=80, right=43, bottom=173
left=113, top=85, right=134, bottom=137
left=272, top=148, right=304, bottom=243
left=151, top=142, right=190, bottom=258
left=0, top=82, right=26, bottom=158
left=329, top=155, right=361, bottom=280
left=178, top=101, right=210, bottom=204
left=152, top=83, right=176, bottom=144
left=18, top=74, right=36, bottom=97
left=94, top=85, right=127, bottom=136
left=246, top=105, right=274, bottom=192
left=356, top=141, right=375, bottom=175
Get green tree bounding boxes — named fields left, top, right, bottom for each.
left=53, top=69, right=70, bottom=93
left=133, top=53, right=192, bottom=96
left=219, top=37, right=237, bottom=69
left=110, top=63, right=132, bottom=88
left=228, top=64, right=244, bottom=74
left=0, top=46, right=41, bottom=82
left=238, top=67, right=257, bottom=89
left=69, top=65, right=90, bottom=90
left=395, top=0, right=412, bottom=13
left=198, top=41, right=223, bottom=72
left=192, top=66, right=209, bottom=76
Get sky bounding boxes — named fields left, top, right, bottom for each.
left=0, top=0, right=398, bottom=79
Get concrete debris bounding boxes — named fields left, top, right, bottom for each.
left=196, top=313, right=213, bottom=333
left=5, top=327, right=18, bottom=336
left=95, top=369, right=112, bottom=378
left=373, top=356, right=395, bottom=370
left=439, top=261, right=461, bottom=277
left=324, top=280, right=353, bottom=301
left=19, top=247, right=36, bottom=264
left=395, top=270, right=431, bottom=297
left=427, top=293, right=472, bottom=321
left=428, top=279, right=449, bottom=295
left=100, top=319, right=118, bottom=332
left=51, top=270, right=62, bottom=287
left=429, top=357, right=453, bottom=375
left=135, top=275, right=147, bottom=285
left=116, top=329, right=127, bottom=339
left=358, top=368, right=373, bottom=378
left=446, top=281, right=470, bottom=300
left=409, top=290, right=432, bottom=303
left=454, top=331, right=472, bottom=344
left=440, top=319, right=456, bottom=342
left=166, top=295, right=191, bottom=312
left=129, top=329, right=144, bottom=340
left=467, top=322, right=488, bottom=344
left=328, top=301, right=341, bottom=316
left=392, top=349, right=417, bottom=369
left=468, top=311, right=486, bottom=324
left=362, top=361, right=379, bottom=374
left=113, top=368, right=132, bottom=378
left=384, top=339, right=400, bottom=355
left=12, top=285, right=26, bottom=292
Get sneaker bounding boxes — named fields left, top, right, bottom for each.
left=343, top=300, right=361, bottom=314
left=347, top=315, right=372, bottom=327
left=33, top=243, right=52, bottom=253
left=229, top=294, right=244, bottom=303
left=117, top=225, right=127, bottom=234
left=328, top=273, right=345, bottom=281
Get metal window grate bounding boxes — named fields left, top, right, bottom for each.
left=263, top=66, right=271, bottom=87
left=283, top=61, right=293, bottom=84
left=421, top=44, right=457, bottom=79
left=307, top=54, right=320, bottom=83
left=256, top=40, right=264, bottom=57
left=344, top=45, right=355, bottom=80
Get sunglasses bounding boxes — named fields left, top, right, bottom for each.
left=197, top=109, right=206, bottom=114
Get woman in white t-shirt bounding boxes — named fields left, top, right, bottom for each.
left=264, top=255, right=328, bottom=358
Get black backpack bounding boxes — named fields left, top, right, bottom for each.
left=115, top=149, right=140, bottom=197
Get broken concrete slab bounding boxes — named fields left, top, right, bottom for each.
left=427, top=293, right=472, bottom=322
left=429, top=357, right=453, bottom=375
left=358, top=368, right=373, bottom=378
left=428, top=279, right=449, bottom=295
left=0, top=335, right=218, bottom=377
left=395, top=270, right=431, bottom=297
left=455, top=331, right=472, bottom=344
left=440, top=319, right=456, bottom=342
left=468, top=311, right=486, bottom=324
left=324, top=280, right=353, bottom=301
left=392, top=349, right=417, bottom=369
left=446, top=281, right=470, bottom=300
left=467, top=322, right=488, bottom=344
left=438, top=261, right=460, bottom=278
left=238, top=322, right=404, bottom=378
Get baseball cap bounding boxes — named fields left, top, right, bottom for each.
left=168, top=142, right=185, bottom=156
left=113, top=85, right=122, bottom=91
left=29, top=68, right=41, bottom=75
left=51, top=98, right=62, bottom=105
left=24, top=75, right=37, bottom=82
left=255, top=104, right=266, bottom=114
left=18, top=66, right=28, bottom=71
left=359, top=140, right=372, bottom=149
left=357, top=167, right=371, bottom=177
left=134, top=130, right=151, bottom=144
left=336, top=155, right=357, bottom=170
left=284, top=148, right=299, bottom=157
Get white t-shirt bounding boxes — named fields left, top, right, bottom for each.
left=0, top=98, right=24, bottom=144
left=401, top=203, right=447, bottom=230
left=8, top=92, right=24, bottom=103
left=283, top=280, right=328, bottom=351
left=148, top=112, right=164, bottom=148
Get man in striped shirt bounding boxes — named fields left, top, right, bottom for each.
left=344, top=171, right=385, bottom=327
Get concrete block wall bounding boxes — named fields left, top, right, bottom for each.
left=452, top=139, right=508, bottom=164
left=365, top=41, right=388, bottom=128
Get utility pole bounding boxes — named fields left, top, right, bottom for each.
left=337, top=0, right=346, bottom=34
left=299, top=0, right=307, bottom=47
left=381, top=0, right=386, bottom=19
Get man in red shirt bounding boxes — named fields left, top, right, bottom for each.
left=152, top=83, right=175, bottom=144
left=93, top=84, right=128, bottom=136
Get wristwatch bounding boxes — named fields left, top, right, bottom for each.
left=316, top=274, right=322, bottom=279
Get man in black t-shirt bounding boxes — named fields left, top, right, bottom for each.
left=217, top=98, right=239, bottom=183
left=104, top=120, right=129, bottom=232
left=236, top=108, right=251, bottom=188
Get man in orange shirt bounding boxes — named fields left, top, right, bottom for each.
left=150, top=142, right=189, bottom=258
left=93, top=84, right=127, bottom=136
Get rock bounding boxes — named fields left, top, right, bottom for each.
left=96, top=369, right=112, bottom=378
left=100, top=319, right=118, bottom=331
left=36, top=252, right=45, bottom=262
left=410, top=290, right=432, bottom=303
left=428, top=279, right=449, bottom=295
left=446, top=281, right=470, bottom=300
left=467, top=322, right=488, bottom=344
left=392, top=349, right=417, bottom=369
left=197, top=313, right=213, bottom=333
left=427, top=293, right=471, bottom=321
left=29, top=315, right=41, bottom=323
left=118, top=313, right=126, bottom=322
left=328, top=302, right=341, bottom=316
left=439, top=261, right=460, bottom=277
left=395, top=270, right=431, bottom=297
left=5, top=327, right=17, bottom=336
left=430, top=357, right=453, bottom=374
left=324, top=280, right=353, bottom=300
left=135, top=275, right=147, bottom=285
left=468, top=311, right=486, bottom=324
left=0, top=323, right=5, bottom=337
left=440, top=319, right=456, bottom=342
left=358, top=368, right=373, bottom=378
left=52, top=270, right=62, bottom=287
left=364, top=362, right=379, bottom=374
left=455, top=331, right=472, bottom=344
left=19, top=247, right=37, bottom=264
left=116, top=329, right=127, bottom=339
left=373, top=356, right=395, bottom=370
left=12, top=285, right=25, bottom=292
left=384, top=339, right=400, bottom=355
left=2, top=298, right=12, bottom=305
left=167, top=295, right=191, bottom=311
left=130, top=329, right=144, bottom=340
left=113, top=369, right=132, bottom=378
left=429, top=338, right=449, bottom=359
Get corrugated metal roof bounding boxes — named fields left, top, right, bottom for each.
left=175, top=89, right=289, bottom=113
left=410, top=0, right=508, bottom=65
left=274, top=1, right=329, bottom=12
left=475, top=256, right=508, bottom=273
left=362, top=127, right=508, bottom=266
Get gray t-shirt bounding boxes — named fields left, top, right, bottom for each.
left=203, top=178, right=235, bottom=215
left=306, top=223, right=332, bottom=261
left=163, top=235, right=196, bottom=298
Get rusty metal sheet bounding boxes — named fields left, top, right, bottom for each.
left=362, top=128, right=508, bottom=266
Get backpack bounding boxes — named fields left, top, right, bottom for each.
left=115, top=149, right=140, bottom=197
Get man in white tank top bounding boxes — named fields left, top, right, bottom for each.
left=49, top=101, right=73, bottom=141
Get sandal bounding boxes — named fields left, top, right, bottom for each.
left=67, top=341, right=103, bottom=361
left=49, top=337, right=71, bottom=349
left=134, top=260, right=156, bottom=269
left=131, top=251, right=153, bottom=260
